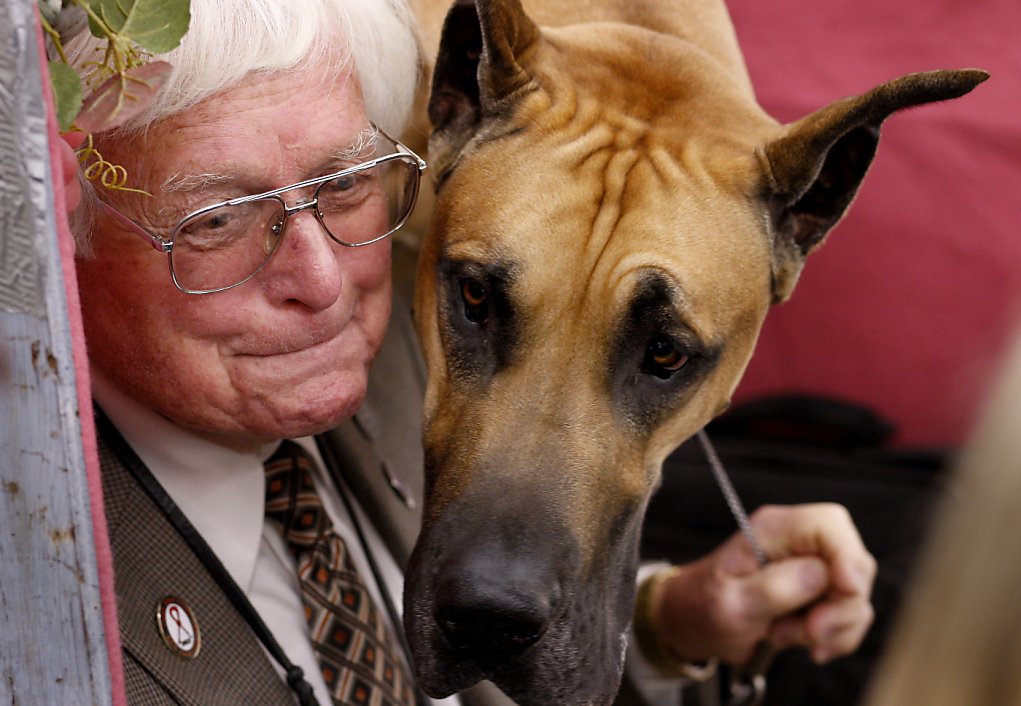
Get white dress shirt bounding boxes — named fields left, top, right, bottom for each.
left=92, top=367, right=460, bottom=706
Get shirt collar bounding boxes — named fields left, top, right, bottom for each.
left=91, top=366, right=275, bottom=593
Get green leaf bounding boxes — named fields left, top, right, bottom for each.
left=85, top=0, right=107, bottom=39
left=92, top=0, right=191, bottom=54
left=48, top=60, right=83, bottom=132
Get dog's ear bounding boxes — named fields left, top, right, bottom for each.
left=763, top=69, right=988, bottom=302
left=428, top=0, right=541, bottom=181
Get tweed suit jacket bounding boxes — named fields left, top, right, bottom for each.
left=97, top=243, right=514, bottom=706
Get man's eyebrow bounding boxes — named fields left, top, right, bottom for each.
left=325, top=125, right=380, bottom=166
left=160, top=171, right=236, bottom=194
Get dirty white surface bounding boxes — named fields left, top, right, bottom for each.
left=0, top=0, right=114, bottom=702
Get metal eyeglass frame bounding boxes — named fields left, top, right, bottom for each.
left=96, top=125, right=427, bottom=295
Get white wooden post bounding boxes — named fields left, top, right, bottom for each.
left=0, top=0, right=116, bottom=702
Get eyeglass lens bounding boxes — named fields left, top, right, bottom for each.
left=169, top=156, right=420, bottom=293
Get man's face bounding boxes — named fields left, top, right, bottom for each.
left=77, top=68, right=392, bottom=448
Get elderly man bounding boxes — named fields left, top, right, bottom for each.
left=59, top=0, right=874, bottom=704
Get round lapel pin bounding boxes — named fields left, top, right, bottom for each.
left=156, top=596, right=201, bottom=659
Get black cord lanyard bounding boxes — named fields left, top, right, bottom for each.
left=97, top=408, right=431, bottom=706
left=96, top=408, right=319, bottom=706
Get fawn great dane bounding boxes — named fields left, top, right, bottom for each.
left=402, top=0, right=986, bottom=703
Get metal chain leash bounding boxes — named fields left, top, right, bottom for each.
left=695, top=430, right=775, bottom=706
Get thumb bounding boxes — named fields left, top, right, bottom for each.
left=740, top=556, right=829, bottom=623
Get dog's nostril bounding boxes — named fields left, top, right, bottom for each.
left=436, top=598, right=549, bottom=662
left=495, top=621, right=543, bottom=647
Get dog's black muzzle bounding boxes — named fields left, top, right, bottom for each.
left=404, top=482, right=646, bottom=706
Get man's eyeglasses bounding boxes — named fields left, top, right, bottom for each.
left=98, top=127, right=427, bottom=295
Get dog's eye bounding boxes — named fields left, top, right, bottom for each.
left=642, top=334, right=690, bottom=379
left=460, top=277, right=490, bottom=324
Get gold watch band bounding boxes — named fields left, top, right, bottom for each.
left=632, top=566, right=719, bottom=682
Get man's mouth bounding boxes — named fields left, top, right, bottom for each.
left=233, top=316, right=351, bottom=357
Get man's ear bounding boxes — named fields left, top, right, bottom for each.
left=427, top=0, right=541, bottom=182
left=762, top=69, right=988, bottom=302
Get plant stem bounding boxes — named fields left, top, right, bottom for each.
left=69, top=0, right=130, bottom=72
left=38, top=13, right=69, bottom=64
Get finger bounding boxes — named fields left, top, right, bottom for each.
left=768, top=593, right=875, bottom=661
left=829, top=543, right=877, bottom=599
left=739, top=556, right=830, bottom=622
left=805, top=595, right=875, bottom=663
left=767, top=612, right=810, bottom=652
left=751, top=504, right=875, bottom=595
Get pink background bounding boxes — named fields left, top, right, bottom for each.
left=726, top=0, right=1021, bottom=447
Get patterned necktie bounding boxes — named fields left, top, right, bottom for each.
left=264, top=441, right=415, bottom=706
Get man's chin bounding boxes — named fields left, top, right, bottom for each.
left=175, top=380, right=366, bottom=449
left=257, top=377, right=368, bottom=439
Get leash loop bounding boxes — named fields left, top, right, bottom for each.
left=723, top=641, right=774, bottom=706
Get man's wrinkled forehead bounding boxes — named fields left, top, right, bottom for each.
left=158, top=124, right=382, bottom=194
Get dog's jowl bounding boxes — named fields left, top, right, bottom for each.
left=403, top=0, right=987, bottom=703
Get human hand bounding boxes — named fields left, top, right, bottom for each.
left=56, top=130, right=86, bottom=215
left=651, top=503, right=876, bottom=666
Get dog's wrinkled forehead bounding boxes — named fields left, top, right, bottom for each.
left=434, top=122, right=775, bottom=329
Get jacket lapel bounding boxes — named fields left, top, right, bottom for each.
left=98, top=431, right=295, bottom=706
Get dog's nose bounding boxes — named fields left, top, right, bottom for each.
left=434, top=560, right=552, bottom=663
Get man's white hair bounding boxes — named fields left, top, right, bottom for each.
left=67, top=0, right=420, bottom=135
left=66, top=0, right=422, bottom=251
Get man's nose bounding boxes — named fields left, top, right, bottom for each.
left=266, top=204, right=344, bottom=310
